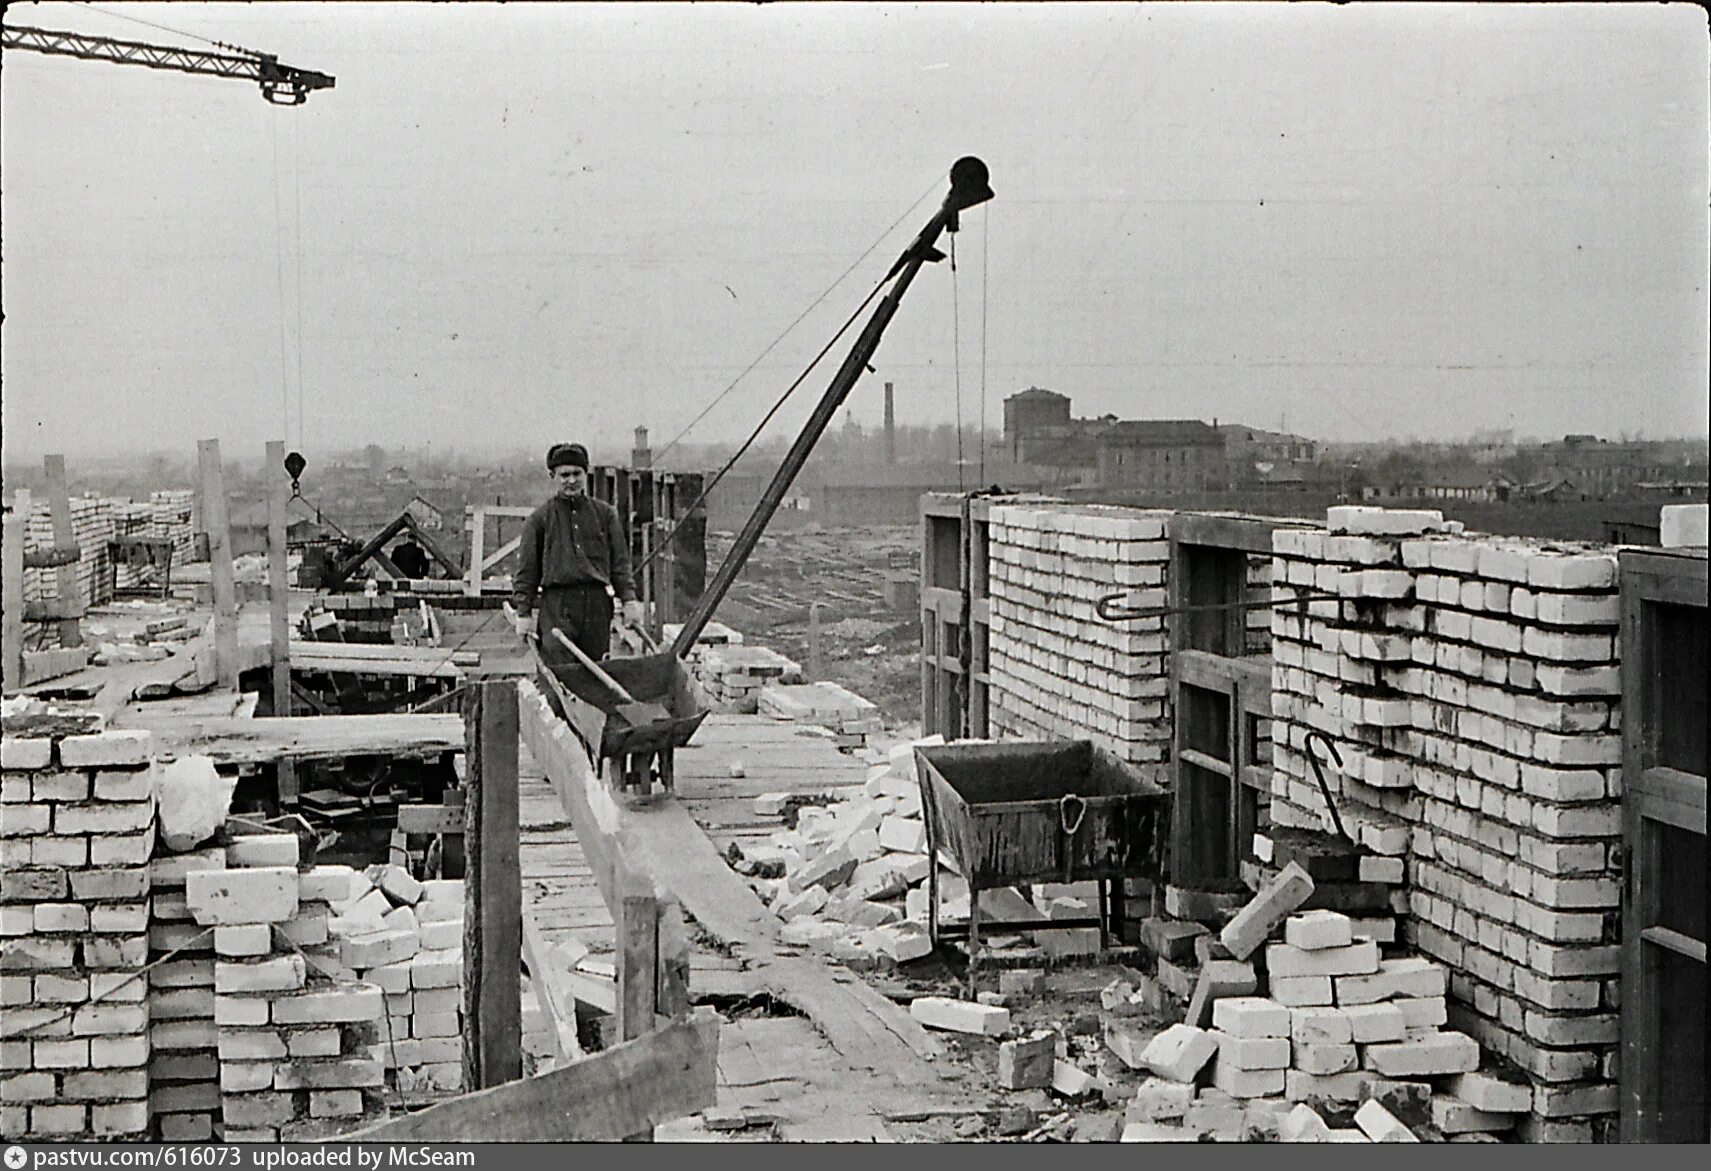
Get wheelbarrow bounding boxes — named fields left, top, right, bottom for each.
left=915, top=739, right=1170, bottom=993
left=532, top=626, right=711, bottom=801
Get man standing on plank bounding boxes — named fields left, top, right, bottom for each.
left=511, top=442, right=643, bottom=666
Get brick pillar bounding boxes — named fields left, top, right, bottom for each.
left=1268, top=506, right=1625, bottom=1141
left=2, top=729, right=156, bottom=1140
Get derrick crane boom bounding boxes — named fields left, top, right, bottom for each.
left=1, top=23, right=334, bottom=104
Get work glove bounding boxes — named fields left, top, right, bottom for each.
left=622, top=600, right=646, bottom=629
left=513, top=612, right=537, bottom=641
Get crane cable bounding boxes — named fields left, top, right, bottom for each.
left=70, top=2, right=258, bottom=55
left=980, top=209, right=989, bottom=484
left=951, top=232, right=965, bottom=494
left=271, top=113, right=293, bottom=448
left=653, top=178, right=942, bottom=464
left=631, top=270, right=895, bottom=579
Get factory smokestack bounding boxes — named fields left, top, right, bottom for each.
left=884, top=382, right=896, bottom=465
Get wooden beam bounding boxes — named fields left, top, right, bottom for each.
left=126, top=713, right=464, bottom=765
left=197, top=440, right=239, bottom=689
left=463, top=680, right=522, bottom=1091
left=330, top=513, right=409, bottom=589
left=3, top=491, right=30, bottom=693
left=22, top=544, right=80, bottom=570
left=520, top=913, right=582, bottom=1065
left=42, top=455, right=81, bottom=649
left=517, top=680, right=621, bottom=906
left=289, top=641, right=478, bottom=664
left=290, top=655, right=461, bottom=680
left=21, top=599, right=85, bottom=622
left=618, top=858, right=662, bottom=1143
left=344, top=1010, right=718, bottom=1142
left=465, top=508, right=486, bottom=597
left=395, top=804, right=466, bottom=835
left=265, top=441, right=296, bottom=805
left=21, top=647, right=93, bottom=687
left=480, top=534, right=521, bottom=573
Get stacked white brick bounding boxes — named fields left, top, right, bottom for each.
left=694, top=646, right=803, bottom=713
left=758, top=681, right=884, bottom=751
left=329, top=869, right=467, bottom=1098
left=1, top=730, right=157, bottom=1140
left=149, top=845, right=227, bottom=1140
left=985, top=504, right=1174, bottom=778
left=189, top=841, right=389, bottom=1141
left=745, top=737, right=956, bottom=965
left=1268, top=507, right=1624, bottom=1140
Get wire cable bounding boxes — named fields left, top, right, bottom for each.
left=653, top=179, right=941, bottom=464
left=294, top=116, right=306, bottom=454
left=951, top=233, right=965, bottom=494
left=70, top=2, right=248, bottom=51
left=270, top=112, right=293, bottom=450
left=633, top=272, right=893, bottom=578
left=980, top=209, right=989, bottom=484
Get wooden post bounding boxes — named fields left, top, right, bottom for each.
left=197, top=440, right=239, bottom=689
left=639, top=522, right=659, bottom=643
left=657, top=518, right=677, bottom=628
left=461, top=679, right=522, bottom=1090
left=615, top=856, right=660, bottom=1143
left=265, top=441, right=297, bottom=805
left=42, top=455, right=81, bottom=647
left=1, top=491, right=28, bottom=693
left=808, top=602, right=825, bottom=683
left=465, top=508, right=485, bottom=597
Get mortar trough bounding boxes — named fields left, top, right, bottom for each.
left=914, top=739, right=1170, bottom=991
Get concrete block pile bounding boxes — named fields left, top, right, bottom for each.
left=1267, top=505, right=1624, bottom=1141
left=148, top=491, right=198, bottom=563
left=985, top=504, right=1175, bottom=779
left=327, top=868, right=467, bottom=1099
left=1117, top=870, right=1533, bottom=1142
left=1, top=728, right=158, bottom=1141
left=693, top=645, right=803, bottom=714
left=734, top=735, right=985, bottom=965
left=661, top=621, right=743, bottom=650
left=758, top=681, right=884, bottom=751
left=20, top=492, right=194, bottom=641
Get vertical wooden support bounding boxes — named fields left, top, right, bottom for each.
left=42, top=455, right=80, bottom=647
left=461, top=679, right=522, bottom=1090
left=197, top=440, right=239, bottom=689
left=657, top=518, right=677, bottom=627
left=265, top=441, right=297, bottom=805
left=615, top=856, right=660, bottom=1143
left=1, top=491, right=28, bottom=693
left=808, top=602, right=825, bottom=683
left=465, top=508, right=486, bottom=597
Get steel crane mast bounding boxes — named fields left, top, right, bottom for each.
left=1, top=23, right=334, bottom=104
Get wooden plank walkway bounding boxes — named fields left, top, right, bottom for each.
left=518, top=712, right=978, bottom=1142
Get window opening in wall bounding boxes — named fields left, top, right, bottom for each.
left=927, top=515, right=961, bottom=590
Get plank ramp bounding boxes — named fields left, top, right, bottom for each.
left=518, top=705, right=976, bottom=1141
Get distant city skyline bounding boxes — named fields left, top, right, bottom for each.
left=2, top=2, right=1706, bottom=465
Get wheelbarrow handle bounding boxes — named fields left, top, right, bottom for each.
left=552, top=628, right=641, bottom=706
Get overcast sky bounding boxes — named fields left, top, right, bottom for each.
left=2, top=1, right=1706, bottom=463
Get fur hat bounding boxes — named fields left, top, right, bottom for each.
left=546, top=443, right=590, bottom=471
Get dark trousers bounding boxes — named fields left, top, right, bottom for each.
left=539, top=584, right=614, bottom=667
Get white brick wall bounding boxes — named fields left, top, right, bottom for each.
left=1268, top=512, right=1623, bottom=1137
left=985, top=504, right=1175, bottom=777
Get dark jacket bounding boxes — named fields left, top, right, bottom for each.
left=512, top=494, right=636, bottom=615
